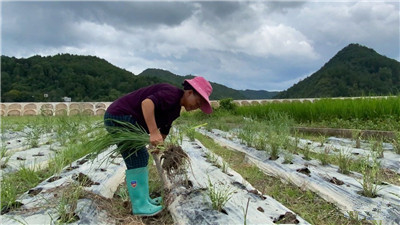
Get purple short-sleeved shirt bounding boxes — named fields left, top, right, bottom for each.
left=106, top=83, right=184, bottom=135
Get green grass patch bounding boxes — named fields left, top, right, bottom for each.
left=236, top=97, right=400, bottom=126
left=177, top=97, right=400, bottom=132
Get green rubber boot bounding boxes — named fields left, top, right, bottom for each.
left=144, top=166, right=162, bottom=205
left=125, top=167, right=163, bottom=216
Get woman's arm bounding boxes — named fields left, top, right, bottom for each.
left=142, top=98, right=163, bottom=147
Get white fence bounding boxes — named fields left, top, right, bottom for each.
left=1, top=96, right=391, bottom=116
left=0, top=102, right=111, bottom=116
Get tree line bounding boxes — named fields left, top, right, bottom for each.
left=1, top=54, right=161, bottom=102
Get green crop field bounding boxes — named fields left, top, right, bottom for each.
left=1, top=98, right=399, bottom=224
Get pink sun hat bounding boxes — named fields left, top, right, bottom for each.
left=185, top=76, right=213, bottom=114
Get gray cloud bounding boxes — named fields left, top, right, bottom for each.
left=1, top=1, right=399, bottom=91
left=74, top=2, right=195, bottom=28
left=2, top=2, right=194, bottom=46
left=4, top=2, right=195, bottom=27
left=277, top=2, right=400, bottom=61
left=266, top=1, right=306, bottom=13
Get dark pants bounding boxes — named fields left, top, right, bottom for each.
left=104, top=112, right=149, bottom=169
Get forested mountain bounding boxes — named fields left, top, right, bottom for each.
left=1, top=54, right=276, bottom=102
left=139, top=69, right=278, bottom=99
left=1, top=54, right=161, bottom=102
left=275, top=43, right=400, bottom=98
left=3, top=43, right=396, bottom=102
left=240, top=89, right=279, bottom=99
left=140, top=69, right=248, bottom=100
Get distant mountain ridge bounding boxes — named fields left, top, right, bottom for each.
left=2, top=43, right=397, bottom=102
left=240, top=89, right=280, bottom=99
left=275, top=43, right=400, bottom=98
left=139, top=69, right=277, bottom=100
left=0, top=55, right=277, bottom=102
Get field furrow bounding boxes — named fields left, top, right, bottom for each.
left=0, top=146, right=125, bottom=224
left=166, top=138, right=310, bottom=225
left=199, top=128, right=400, bottom=225
left=295, top=137, right=400, bottom=173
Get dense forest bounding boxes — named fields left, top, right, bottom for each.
left=1, top=54, right=163, bottom=102
left=1, top=54, right=276, bottom=102
left=275, top=43, right=400, bottom=98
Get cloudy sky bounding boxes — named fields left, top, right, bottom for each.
left=1, top=1, right=399, bottom=91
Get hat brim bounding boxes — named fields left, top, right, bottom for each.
left=185, top=79, right=213, bottom=114
left=200, top=101, right=213, bottom=114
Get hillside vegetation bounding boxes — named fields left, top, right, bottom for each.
left=275, top=43, right=400, bottom=98
left=139, top=68, right=249, bottom=100
left=1, top=54, right=161, bottom=102
left=2, top=43, right=398, bottom=102
left=1, top=55, right=275, bottom=102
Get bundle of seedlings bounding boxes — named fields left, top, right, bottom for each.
left=86, top=119, right=150, bottom=161
left=87, top=119, right=190, bottom=187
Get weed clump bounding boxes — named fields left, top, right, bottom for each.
left=218, top=98, right=237, bottom=112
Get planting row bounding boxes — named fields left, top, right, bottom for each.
left=167, top=138, right=309, bottom=224
left=1, top=135, right=313, bottom=224
left=2, top=113, right=398, bottom=224
left=198, top=128, right=400, bottom=225
left=0, top=146, right=125, bottom=224
left=1, top=119, right=103, bottom=178
left=1, top=130, right=61, bottom=177
left=231, top=123, right=399, bottom=175
left=295, top=136, right=400, bottom=173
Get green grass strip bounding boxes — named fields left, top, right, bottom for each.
left=236, top=96, right=400, bottom=124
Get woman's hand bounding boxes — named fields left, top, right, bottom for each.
left=150, top=130, right=163, bottom=147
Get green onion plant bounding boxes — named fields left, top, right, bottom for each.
left=282, top=151, right=294, bottom=164
left=352, top=129, right=362, bottom=148
left=337, top=150, right=352, bottom=174
left=359, top=156, right=382, bottom=198
left=207, top=177, right=233, bottom=212
left=57, top=183, right=83, bottom=223
left=392, top=132, right=400, bottom=154
left=319, top=146, right=331, bottom=166
left=302, top=144, right=312, bottom=161
left=267, top=131, right=281, bottom=160
left=0, top=142, right=11, bottom=169
left=369, top=138, right=384, bottom=158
